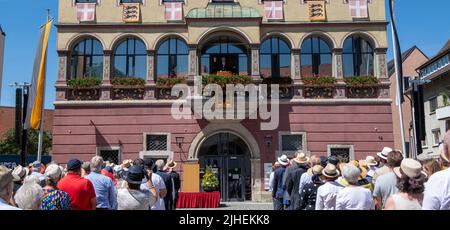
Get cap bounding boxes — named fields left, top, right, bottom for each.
left=67, top=159, right=83, bottom=171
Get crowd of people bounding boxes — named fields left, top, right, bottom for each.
left=0, top=156, right=181, bottom=210
left=269, top=130, right=450, bottom=210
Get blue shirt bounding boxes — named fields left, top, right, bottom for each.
left=86, top=172, right=117, bottom=209
left=272, top=166, right=286, bottom=199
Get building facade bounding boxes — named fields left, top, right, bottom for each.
left=388, top=46, right=428, bottom=154
left=0, top=106, right=54, bottom=138
left=54, top=0, right=392, bottom=201
left=0, top=26, right=5, bottom=102
left=418, top=40, right=450, bottom=159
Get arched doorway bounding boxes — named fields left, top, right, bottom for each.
left=198, top=132, right=252, bottom=201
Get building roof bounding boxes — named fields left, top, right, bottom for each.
left=387, top=46, right=428, bottom=76
left=186, top=4, right=261, bottom=19
left=417, top=39, right=450, bottom=71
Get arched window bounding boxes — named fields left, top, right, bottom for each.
left=156, top=38, right=189, bottom=78
left=343, top=36, right=374, bottom=77
left=113, top=38, right=147, bottom=78
left=70, top=38, right=103, bottom=79
left=300, top=37, right=332, bottom=77
left=260, top=37, right=291, bottom=78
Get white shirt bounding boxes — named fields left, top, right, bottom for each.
left=315, top=181, right=344, bottom=210
left=117, top=188, right=155, bottom=210
left=141, top=173, right=166, bottom=210
left=422, top=168, right=450, bottom=210
left=0, top=197, right=21, bottom=210
left=299, top=173, right=312, bottom=195
left=336, top=186, right=375, bottom=210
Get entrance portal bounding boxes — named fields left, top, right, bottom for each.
left=198, top=132, right=251, bottom=201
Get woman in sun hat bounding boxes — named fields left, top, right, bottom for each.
left=384, top=159, right=427, bottom=210
left=299, top=165, right=324, bottom=210
left=315, top=164, right=344, bottom=210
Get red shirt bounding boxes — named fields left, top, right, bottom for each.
left=57, top=172, right=96, bottom=210
left=101, top=169, right=117, bottom=186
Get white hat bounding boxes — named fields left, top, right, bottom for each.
left=45, top=164, right=63, bottom=182
left=365, top=156, right=378, bottom=166
left=393, top=158, right=425, bottom=179
left=12, top=165, right=28, bottom=182
left=293, top=152, right=309, bottom=164
left=278, top=155, right=289, bottom=166
left=377, top=147, right=393, bottom=160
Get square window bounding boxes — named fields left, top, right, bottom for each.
left=430, top=97, right=438, bottom=113
left=330, top=148, right=351, bottom=163
left=281, top=134, right=303, bottom=152
left=432, top=129, right=441, bottom=146
left=146, top=134, right=168, bottom=151
left=99, top=150, right=120, bottom=165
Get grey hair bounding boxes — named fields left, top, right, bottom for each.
left=91, top=156, right=104, bottom=173
left=14, top=179, right=43, bottom=210
left=155, top=160, right=165, bottom=170
left=342, top=164, right=360, bottom=184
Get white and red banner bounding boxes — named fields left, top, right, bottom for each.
left=264, top=1, right=284, bottom=20
left=349, top=0, right=368, bottom=18
left=76, top=3, right=96, bottom=22
left=165, top=2, right=183, bottom=21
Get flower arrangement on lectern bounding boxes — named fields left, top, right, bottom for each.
left=201, top=166, right=219, bottom=192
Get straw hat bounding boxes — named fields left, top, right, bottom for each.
left=393, top=158, right=425, bottom=179
left=322, top=164, right=340, bottom=179
left=350, top=160, right=368, bottom=180
left=307, top=165, right=324, bottom=176
left=365, top=156, right=378, bottom=166
left=12, top=165, right=28, bottom=182
left=377, top=147, right=393, bottom=160
left=293, top=152, right=309, bottom=164
left=278, top=155, right=289, bottom=166
left=165, top=160, right=177, bottom=169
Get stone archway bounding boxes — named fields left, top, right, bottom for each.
left=188, top=121, right=262, bottom=201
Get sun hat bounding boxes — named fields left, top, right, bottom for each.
left=45, top=164, right=63, bottom=182
left=365, top=156, right=378, bottom=166
left=0, top=165, right=14, bottom=189
left=293, top=152, right=309, bottom=164
left=124, top=165, right=145, bottom=185
left=322, top=164, right=340, bottom=179
left=12, top=165, right=27, bottom=182
left=307, top=165, right=324, bottom=176
left=350, top=160, right=368, bottom=180
left=377, top=147, right=393, bottom=160
left=165, top=160, right=177, bottom=169
left=67, top=159, right=83, bottom=171
left=393, top=158, right=425, bottom=179
left=278, top=155, right=289, bottom=166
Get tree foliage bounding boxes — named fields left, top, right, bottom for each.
left=0, top=128, right=52, bottom=155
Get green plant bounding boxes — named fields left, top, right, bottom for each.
left=262, top=77, right=293, bottom=85
left=111, top=77, right=146, bottom=87
left=67, top=77, right=102, bottom=89
left=302, top=76, right=336, bottom=87
left=0, top=129, right=52, bottom=155
left=156, top=77, right=187, bottom=88
left=201, top=75, right=253, bottom=88
left=344, top=76, right=380, bottom=87
left=201, top=166, right=219, bottom=190
left=440, top=91, right=450, bottom=106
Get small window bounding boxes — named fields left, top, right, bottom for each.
left=330, top=148, right=351, bottom=163
left=430, top=97, right=438, bottom=113
left=281, top=134, right=303, bottom=151
left=146, top=134, right=169, bottom=151
left=432, top=129, right=441, bottom=146
left=120, top=0, right=143, bottom=3
left=99, top=150, right=120, bottom=165
left=421, top=133, right=428, bottom=148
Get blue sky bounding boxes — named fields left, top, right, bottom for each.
left=0, top=0, right=449, bottom=109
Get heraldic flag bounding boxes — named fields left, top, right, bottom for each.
left=25, top=20, right=53, bottom=130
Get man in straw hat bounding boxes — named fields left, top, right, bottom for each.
left=298, top=155, right=322, bottom=196
left=272, top=154, right=289, bottom=210
left=165, top=160, right=180, bottom=210
left=299, top=165, right=324, bottom=210
left=285, top=151, right=310, bottom=210
left=372, top=147, right=393, bottom=183
left=0, top=165, right=21, bottom=210
left=423, top=130, right=450, bottom=210
left=12, top=165, right=28, bottom=193
left=315, top=164, right=344, bottom=210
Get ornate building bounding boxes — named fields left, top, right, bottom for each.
left=54, top=0, right=392, bottom=201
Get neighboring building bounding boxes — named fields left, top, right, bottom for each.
left=0, top=106, right=54, bottom=138
left=54, top=0, right=392, bottom=202
left=0, top=25, right=5, bottom=102
left=388, top=46, right=428, bottom=153
left=417, top=39, right=450, bottom=159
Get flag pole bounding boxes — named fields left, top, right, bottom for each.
left=37, top=10, right=51, bottom=163
left=388, top=0, right=407, bottom=157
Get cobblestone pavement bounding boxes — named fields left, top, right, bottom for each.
left=179, top=202, right=273, bottom=210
